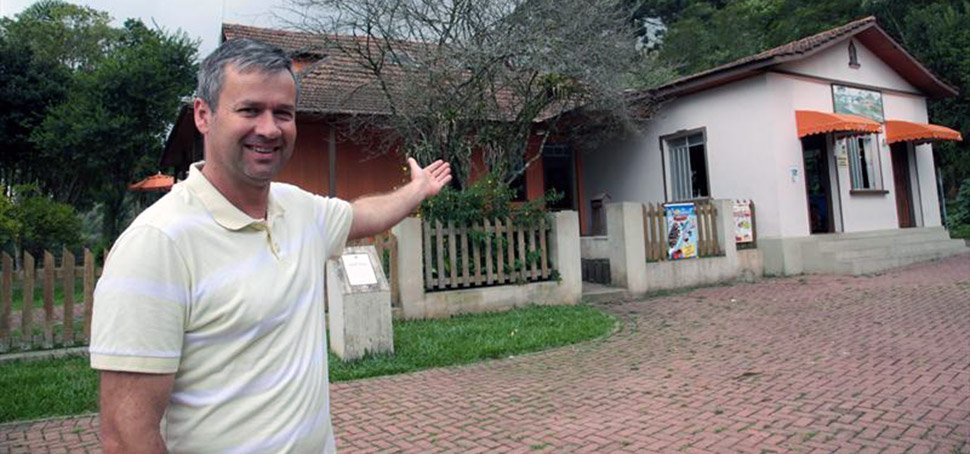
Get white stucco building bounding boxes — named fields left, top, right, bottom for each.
left=583, top=17, right=966, bottom=275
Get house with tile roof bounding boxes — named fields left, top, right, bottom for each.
left=582, top=16, right=967, bottom=275
left=162, top=18, right=966, bottom=275
left=162, top=23, right=589, bottom=231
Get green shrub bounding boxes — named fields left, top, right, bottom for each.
left=948, top=178, right=970, bottom=227
left=950, top=224, right=970, bottom=239
left=420, top=172, right=562, bottom=226
left=8, top=185, right=82, bottom=258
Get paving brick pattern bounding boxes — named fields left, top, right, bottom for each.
left=3, top=253, right=969, bottom=453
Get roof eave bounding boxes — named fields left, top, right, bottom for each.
left=639, top=19, right=958, bottom=104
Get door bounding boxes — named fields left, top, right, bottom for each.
left=801, top=135, right=834, bottom=234
left=542, top=144, right=576, bottom=210
left=891, top=142, right=914, bottom=228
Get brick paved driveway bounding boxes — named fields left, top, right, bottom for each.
left=3, top=253, right=969, bottom=453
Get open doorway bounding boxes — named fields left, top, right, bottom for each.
left=801, top=135, right=835, bottom=234
left=890, top=142, right=915, bottom=228
left=542, top=144, right=576, bottom=210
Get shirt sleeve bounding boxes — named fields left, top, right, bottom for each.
left=314, top=196, right=353, bottom=260
left=89, top=226, right=191, bottom=374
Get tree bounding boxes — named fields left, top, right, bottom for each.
left=0, top=0, right=117, bottom=71
left=0, top=0, right=108, bottom=192
left=290, top=0, right=653, bottom=188
left=31, top=20, right=198, bottom=241
left=875, top=1, right=970, bottom=198
left=0, top=34, right=70, bottom=190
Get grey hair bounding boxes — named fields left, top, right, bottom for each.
left=196, top=38, right=299, bottom=110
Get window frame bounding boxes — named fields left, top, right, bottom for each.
left=661, top=128, right=710, bottom=202
left=838, top=132, right=885, bottom=191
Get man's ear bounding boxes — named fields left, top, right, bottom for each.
left=194, top=98, right=212, bottom=134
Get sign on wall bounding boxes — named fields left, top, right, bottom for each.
left=832, top=84, right=884, bottom=122
left=733, top=200, right=754, bottom=244
left=665, top=202, right=698, bottom=260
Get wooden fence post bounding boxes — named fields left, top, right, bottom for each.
left=539, top=218, right=549, bottom=279
left=22, top=252, right=35, bottom=349
left=459, top=223, right=469, bottom=287
left=435, top=220, right=446, bottom=289
left=484, top=219, right=494, bottom=284
left=1, top=253, right=12, bottom=351
left=84, top=249, right=96, bottom=341
left=62, top=248, right=76, bottom=346
left=43, top=251, right=54, bottom=348
left=423, top=221, right=433, bottom=290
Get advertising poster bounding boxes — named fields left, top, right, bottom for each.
left=733, top=200, right=754, bottom=244
left=665, top=203, right=698, bottom=260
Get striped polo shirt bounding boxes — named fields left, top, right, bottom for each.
left=91, top=163, right=353, bottom=453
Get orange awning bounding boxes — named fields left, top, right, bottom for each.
left=796, top=110, right=882, bottom=138
left=884, top=120, right=962, bottom=144
left=129, top=173, right=175, bottom=192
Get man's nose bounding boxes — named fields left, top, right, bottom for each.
left=254, top=112, right=282, bottom=139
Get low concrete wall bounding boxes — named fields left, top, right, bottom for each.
left=581, top=236, right=610, bottom=259
left=759, top=236, right=808, bottom=276
left=606, top=200, right=762, bottom=295
left=393, top=211, right=582, bottom=320
left=737, top=249, right=765, bottom=281
left=418, top=281, right=575, bottom=318
left=643, top=255, right=737, bottom=291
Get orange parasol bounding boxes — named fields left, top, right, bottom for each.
left=129, top=173, right=175, bottom=192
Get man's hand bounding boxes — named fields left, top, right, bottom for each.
left=408, top=157, right=452, bottom=199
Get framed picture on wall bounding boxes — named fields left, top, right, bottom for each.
left=832, top=84, right=885, bottom=122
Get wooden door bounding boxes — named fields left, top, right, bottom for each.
left=891, top=143, right=914, bottom=228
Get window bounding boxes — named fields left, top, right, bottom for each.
left=841, top=133, right=883, bottom=190
left=666, top=132, right=709, bottom=201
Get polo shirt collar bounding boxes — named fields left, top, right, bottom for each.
left=183, top=162, right=285, bottom=231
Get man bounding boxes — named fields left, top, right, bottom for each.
left=90, top=38, right=451, bottom=453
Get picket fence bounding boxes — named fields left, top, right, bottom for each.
left=0, top=249, right=104, bottom=352
left=642, top=200, right=722, bottom=262
left=422, top=218, right=553, bottom=291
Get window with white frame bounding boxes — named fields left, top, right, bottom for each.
left=840, top=133, right=883, bottom=190
left=666, top=132, right=709, bottom=200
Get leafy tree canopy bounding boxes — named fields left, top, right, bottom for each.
left=31, top=19, right=198, bottom=241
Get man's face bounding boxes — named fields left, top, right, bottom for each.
left=194, top=65, right=297, bottom=189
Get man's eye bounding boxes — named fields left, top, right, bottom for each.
left=275, top=111, right=294, bottom=121
left=238, top=107, right=258, bottom=115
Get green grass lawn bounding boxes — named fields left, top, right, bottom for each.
left=0, top=303, right=615, bottom=423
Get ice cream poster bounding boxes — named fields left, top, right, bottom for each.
left=733, top=200, right=754, bottom=244
left=665, top=202, right=698, bottom=260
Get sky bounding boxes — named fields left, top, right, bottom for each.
left=0, top=0, right=311, bottom=58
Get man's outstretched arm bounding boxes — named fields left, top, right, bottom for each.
left=100, top=371, right=175, bottom=454
left=349, top=158, right=451, bottom=240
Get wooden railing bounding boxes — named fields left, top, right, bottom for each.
left=422, top=218, right=554, bottom=291
left=0, top=249, right=104, bottom=352
left=643, top=200, right=721, bottom=262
